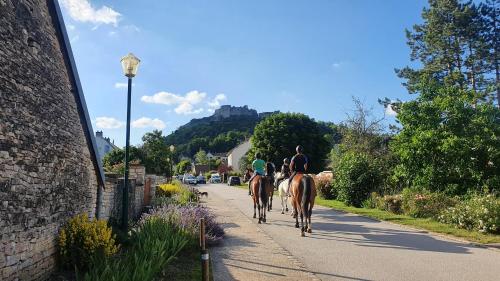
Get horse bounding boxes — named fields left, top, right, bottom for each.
left=264, top=175, right=275, bottom=211
left=251, top=175, right=268, bottom=223
left=277, top=178, right=290, bottom=214
left=290, top=173, right=316, bottom=237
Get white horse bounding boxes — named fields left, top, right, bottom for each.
left=277, top=178, right=290, bottom=214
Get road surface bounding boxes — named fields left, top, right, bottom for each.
left=200, top=183, right=500, bottom=281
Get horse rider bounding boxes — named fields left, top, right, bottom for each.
left=275, top=158, right=291, bottom=186
left=265, top=161, right=276, bottom=189
left=248, top=152, right=265, bottom=195
left=288, top=145, right=308, bottom=193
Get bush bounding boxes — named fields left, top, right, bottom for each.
left=80, top=218, right=189, bottom=281
left=140, top=204, right=224, bottom=244
left=333, top=152, right=381, bottom=207
left=59, top=214, right=119, bottom=270
left=439, top=195, right=500, bottom=234
left=363, top=192, right=402, bottom=214
left=402, top=188, right=457, bottom=218
left=315, top=172, right=335, bottom=199
left=156, top=183, right=182, bottom=197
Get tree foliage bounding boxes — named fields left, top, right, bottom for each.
left=249, top=113, right=330, bottom=173
left=391, top=82, right=500, bottom=194
left=141, top=130, right=173, bottom=176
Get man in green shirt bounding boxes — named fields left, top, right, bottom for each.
left=248, top=152, right=265, bottom=195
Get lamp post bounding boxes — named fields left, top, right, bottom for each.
left=120, top=53, right=140, bottom=230
left=169, top=145, right=175, bottom=181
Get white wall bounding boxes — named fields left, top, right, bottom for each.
left=228, top=140, right=250, bottom=172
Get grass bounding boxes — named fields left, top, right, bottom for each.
left=315, top=198, right=500, bottom=244
left=161, top=243, right=214, bottom=281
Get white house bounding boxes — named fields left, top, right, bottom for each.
left=207, top=152, right=228, bottom=164
left=227, top=140, right=251, bottom=172
left=95, top=131, right=118, bottom=160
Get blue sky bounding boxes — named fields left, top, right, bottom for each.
left=60, top=0, right=426, bottom=147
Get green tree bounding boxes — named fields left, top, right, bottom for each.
left=142, top=130, right=172, bottom=176
left=176, top=160, right=192, bottom=174
left=397, top=0, right=498, bottom=104
left=250, top=113, right=329, bottom=173
left=194, top=149, right=209, bottom=165
left=102, top=146, right=145, bottom=171
left=391, top=82, right=500, bottom=194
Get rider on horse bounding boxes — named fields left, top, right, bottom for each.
left=265, top=161, right=276, bottom=188
left=248, top=152, right=265, bottom=195
left=275, top=158, right=291, bottom=186
left=288, top=145, right=308, bottom=193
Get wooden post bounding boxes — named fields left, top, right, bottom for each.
left=200, top=218, right=209, bottom=281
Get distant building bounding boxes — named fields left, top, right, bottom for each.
left=227, top=140, right=251, bottom=172
left=207, top=152, right=228, bottom=164
left=213, top=105, right=258, bottom=119
left=95, top=131, right=118, bottom=160
left=192, top=164, right=211, bottom=175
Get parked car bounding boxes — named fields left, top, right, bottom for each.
left=210, top=174, right=221, bottom=183
left=196, top=175, right=206, bottom=184
left=227, top=176, right=241, bottom=186
left=183, top=175, right=197, bottom=185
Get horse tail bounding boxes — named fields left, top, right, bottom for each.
left=259, top=177, right=267, bottom=205
left=301, top=176, right=311, bottom=217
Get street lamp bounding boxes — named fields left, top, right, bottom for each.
left=120, top=53, right=140, bottom=230
left=169, top=145, right=175, bottom=181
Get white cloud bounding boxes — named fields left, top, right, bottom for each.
left=114, top=82, right=127, bottom=88
left=132, top=117, right=166, bottom=129
left=70, top=35, right=79, bottom=43
left=67, top=24, right=76, bottom=31
left=141, top=90, right=207, bottom=115
left=95, top=117, right=124, bottom=129
left=61, top=0, right=121, bottom=26
left=332, top=62, right=342, bottom=69
left=207, top=94, right=227, bottom=109
left=385, top=103, right=397, bottom=116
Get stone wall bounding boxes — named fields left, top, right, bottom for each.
left=0, top=1, right=101, bottom=280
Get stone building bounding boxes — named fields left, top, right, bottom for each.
left=213, top=105, right=258, bottom=119
left=95, top=131, right=118, bottom=160
left=0, top=1, right=105, bottom=280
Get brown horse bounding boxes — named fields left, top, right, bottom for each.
left=290, top=173, right=316, bottom=236
left=251, top=175, right=268, bottom=223
left=264, top=176, right=275, bottom=211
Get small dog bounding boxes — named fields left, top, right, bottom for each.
left=199, top=191, right=208, bottom=197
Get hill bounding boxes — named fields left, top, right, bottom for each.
left=165, top=105, right=278, bottom=157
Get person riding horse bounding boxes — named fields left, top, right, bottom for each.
left=275, top=158, right=291, bottom=187
left=265, top=161, right=275, bottom=188
left=288, top=145, right=308, bottom=194
left=248, top=152, right=265, bottom=195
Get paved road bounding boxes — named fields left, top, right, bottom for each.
left=200, top=183, right=500, bottom=281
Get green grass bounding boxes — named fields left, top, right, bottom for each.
left=161, top=243, right=213, bottom=281
left=315, top=198, right=500, bottom=244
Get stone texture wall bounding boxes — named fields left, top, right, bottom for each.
left=0, top=1, right=100, bottom=280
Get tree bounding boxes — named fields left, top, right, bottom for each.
left=142, top=130, right=172, bottom=176
left=102, top=146, right=145, bottom=171
left=391, top=82, right=500, bottom=194
left=397, top=0, right=499, bottom=105
left=176, top=160, right=192, bottom=174
left=250, top=113, right=330, bottom=173
left=194, top=149, right=208, bottom=165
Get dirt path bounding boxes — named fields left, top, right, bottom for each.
left=199, top=185, right=320, bottom=281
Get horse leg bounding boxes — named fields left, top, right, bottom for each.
left=300, top=211, right=305, bottom=237
left=262, top=201, right=267, bottom=223
left=307, top=209, right=312, bottom=233
left=285, top=196, right=289, bottom=212
left=294, top=204, right=299, bottom=228
left=280, top=195, right=285, bottom=214
left=253, top=201, right=256, bottom=218
left=257, top=203, right=261, bottom=223
left=270, top=191, right=273, bottom=210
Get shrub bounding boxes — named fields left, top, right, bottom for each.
left=156, top=183, right=182, bottom=197
left=439, top=195, right=500, bottom=234
left=140, top=204, right=224, bottom=244
left=80, top=218, right=189, bottom=281
left=333, top=152, right=381, bottom=207
left=59, top=214, right=119, bottom=270
left=363, top=192, right=402, bottom=214
left=315, top=172, right=335, bottom=199
left=402, top=188, right=457, bottom=218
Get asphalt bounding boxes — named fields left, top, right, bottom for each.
left=200, top=183, right=500, bottom=281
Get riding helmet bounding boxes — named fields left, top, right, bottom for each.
left=255, top=152, right=262, bottom=159
left=283, top=158, right=290, bottom=164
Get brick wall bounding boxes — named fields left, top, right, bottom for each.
left=0, top=1, right=100, bottom=280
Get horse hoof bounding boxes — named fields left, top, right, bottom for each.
left=258, top=219, right=261, bottom=224
left=263, top=218, right=266, bottom=223
left=307, top=228, right=312, bottom=233
left=301, top=232, right=305, bottom=237
left=253, top=214, right=256, bottom=218
left=281, top=211, right=284, bottom=214
left=286, top=208, right=289, bottom=212
left=295, top=224, right=299, bottom=228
